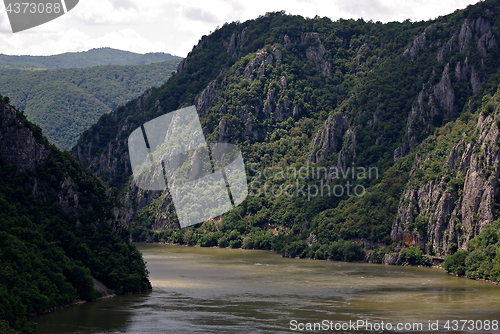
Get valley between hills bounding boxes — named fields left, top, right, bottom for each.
left=2, top=1, right=500, bottom=332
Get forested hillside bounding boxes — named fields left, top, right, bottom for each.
left=72, top=1, right=500, bottom=277
left=0, top=95, right=150, bottom=333
left=0, top=59, right=181, bottom=150
left=0, top=47, right=180, bottom=69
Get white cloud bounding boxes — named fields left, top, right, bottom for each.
left=0, top=0, right=482, bottom=57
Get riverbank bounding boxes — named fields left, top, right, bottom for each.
left=145, top=240, right=500, bottom=288
left=34, top=243, right=500, bottom=333
left=29, top=278, right=117, bottom=318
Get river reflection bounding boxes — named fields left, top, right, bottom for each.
left=35, top=243, right=500, bottom=333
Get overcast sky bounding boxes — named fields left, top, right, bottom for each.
left=0, top=0, right=481, bottom=57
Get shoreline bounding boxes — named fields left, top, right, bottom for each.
left=142, top=241, right=500, bottom=287
left=29, top=294, right=116, bottom=318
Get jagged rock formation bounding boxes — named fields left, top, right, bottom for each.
left=0, top=100, right=128, bottom=228
left=71, top=4, right=500, bottom=257
left=309, top=112, right=348, bottom=163
left=393, top=14, right=498, bottom=163
left=0, top=103, right=50, bottom=172
left=392, top=107, right=500, bottom=255
left=0, top=97, right=151, bottom=328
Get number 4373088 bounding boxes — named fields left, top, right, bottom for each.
left=5, top=2, right=62, bottom=14
left=443, top=320, right=498, bottom=331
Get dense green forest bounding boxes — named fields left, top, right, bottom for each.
left=71, top=1, right=500, bottom=279
left=0, top=67, right=46, bottom=77
left=0, top=59, right=181, bottom=150
left=0, top=95, right=151, bottom=333
left=0, top=47, right=180, bottom=69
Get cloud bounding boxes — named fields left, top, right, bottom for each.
left=71, top=0, right=161, bottom=25
left=0, top=0, right=483, bottom=57
left=109, top=0, right=138, bottom=10
left=336, top=0, right=401, bottom=21
left=182, top=7, right=219, bottom=23
left=0, top=28, right=167, bottom=55
left=335, top=0, right=479, bottom=22
left=0, top=4, right=12, bottom=33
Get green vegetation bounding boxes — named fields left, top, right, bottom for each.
left=0, top=66, right=46, bottom=77
left=0, top=47, right=180, bottom=69
left=443, top=221, right=500, bottom=281
left=0, top=59, right=181, bottom=150
left=0, top=97, right=151, bottom=333
left=72, top=2, right=500, bottom=274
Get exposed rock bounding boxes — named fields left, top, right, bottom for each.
left=403, top=24, right=436, bottom=60
left=263, top=88, right=275, bottom=117
left=478, top=30, right=497, bottom=57
left=394, top=146, right=406, bottom=162
left=433, top=63, right=456, bottom=116
left=280, top=76, right=287, bottom=90
left=392, top=112, right=500, bottom=255
left=136, top=89, right=153, bottom=110
left=301, top=32, right=331, bottom=76
left=356, top=43, right=371, bottom=63
left=437, top=34, right=456, bottom=62
left=309, top=112, right=349, bottom=163
left=0, top=102, right=50, bottom=172
left=224, top=27, right=248, bottom=55
left=218, top=119, right=228, bottom=142
left=446, top=141, right=464, bottom=169
left=283, top=34, right=292, bottom=47
left=176, top=55, right=190, bottom=74
left=383, top=253, right=398, bottom=265
left=273, top=45, right=282, bottom=62
left=471, top=69, right=481, bottom=94
left=243, top=49, right=269, bottom=81
left=0, top=100, right=128, bottom=230
left=455, top=58, right=470, bottom=82
left=195, top=80, right=218, bottom=117
left=459, top=20, right=473, bottom=52
left=459, top=17, right=491, bottom=51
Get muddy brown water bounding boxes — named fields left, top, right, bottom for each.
left=34, top=243, right=500, bottom=333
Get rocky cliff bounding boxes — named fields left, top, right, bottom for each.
left=71, top=3, right=500, bottom=257
left=391, top=94, right=500, bottom=255
left=0, top=95, right=150, bottom=328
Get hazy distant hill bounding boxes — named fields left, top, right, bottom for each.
left=0, top=59, right=181, bottom=150
left=0, top=47, right=181, bottom=69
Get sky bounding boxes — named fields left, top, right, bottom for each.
left=0, top=0, right=482, bottom=57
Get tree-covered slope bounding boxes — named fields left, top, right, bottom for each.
left=72, top=2, right=500, bottom=271
left=0, top=95, right=150, bottom=333
left=0, top=47, right=181, bottom=69
left=0, top=59, right=181, bottom=150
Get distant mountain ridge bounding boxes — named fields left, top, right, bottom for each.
left=0, top=59, right=182, bottom=150
left=0, top=47, right=182, bottom=69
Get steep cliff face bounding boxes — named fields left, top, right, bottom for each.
left=71, top=20, right=339, bottom=230
left=393, top=15, right=498, bottom=162
left=388, top=9, right=500, bottom=256
left=0, top=96, right=150, bottom=327
left=71, top=3, right=500, bottom=255
left=0, top=102, right=50, bottom=172
left=392, top=92, right=500, bottom=255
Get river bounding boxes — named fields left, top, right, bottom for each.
left=35, top=243, right=500, bottom=333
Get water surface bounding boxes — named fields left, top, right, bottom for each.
left=35, top=244, right=500, bottom=333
